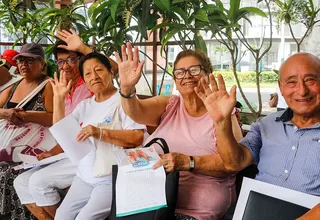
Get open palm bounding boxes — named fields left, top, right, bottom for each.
left=115, top=42, right=144, bottom=93
left=56, top=29, right=84, bottom=52
left=195, top=74, right=236, bottom=124
left=50, top=71, right=72, bottom=99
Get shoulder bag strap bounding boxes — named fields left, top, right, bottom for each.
left=143, top=137, right=169, bottom=154
left=16, top=79, right=49, bottom=109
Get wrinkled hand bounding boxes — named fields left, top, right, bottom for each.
left=37, top=151, right=53, bottom=160
left=56, top=29, right=85, bottom=53
left=6, top=108, right=25, bottom=125
left=50, top=71, right=72, bottom=99
left=195, top=74, right=236, bottom=124
left=114, top=42, right=144, bottom=95
left=152, top=152, right=189, bottom=173
left=76, top=125, right=100, bottom=142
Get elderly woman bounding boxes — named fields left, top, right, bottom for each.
left=116, top=43, right=243, bottom=220
left=52, top=52, right=145, bottom=220
left=0, top=44, right=53, bottom=219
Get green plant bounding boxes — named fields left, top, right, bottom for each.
left=275, top=0, right=320, bottom=52
left=203, top=0, right=271, bottom=118
left=0, top=0, right=89, bottom=77
left=213, top=71, right=278, bottom=83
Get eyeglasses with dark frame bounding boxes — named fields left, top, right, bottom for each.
left=16, top=57, right=38, bottom=65
left=56, top=56, right=80, bottom=67
left=173, top=65, right=204, bottom=79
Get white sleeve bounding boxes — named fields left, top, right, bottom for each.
left=71, top=99, right=85, bottom=122
left=119, top=107, right=146, bottom=130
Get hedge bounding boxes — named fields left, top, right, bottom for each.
left=213, top=71, right=278, bottom=83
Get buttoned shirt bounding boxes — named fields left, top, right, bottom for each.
left=65, top=77, right=92, bottom=116
left=240, top=108, right=320, bottom=196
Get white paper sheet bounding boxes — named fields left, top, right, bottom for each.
left=13, top=153, right=68, bottom=170
left=233, top=177, right=320, bottom=220
left=116, top=147, right=167, bottom=217
left=18, top=153, right=67, bottom=165
left=49, top=114, right=95, bottom=164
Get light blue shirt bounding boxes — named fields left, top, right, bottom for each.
left=240, top=109, right=320, bottom=196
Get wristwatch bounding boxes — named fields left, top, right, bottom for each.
left=189, top=156, right=195, bottom=172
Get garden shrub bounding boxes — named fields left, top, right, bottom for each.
left=213, top=71, right=278, bottom=83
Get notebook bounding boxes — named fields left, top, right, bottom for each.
left=242, top=191, right=310, bottom=220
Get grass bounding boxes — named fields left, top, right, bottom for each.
left=225, top=81, right=277, bottom=88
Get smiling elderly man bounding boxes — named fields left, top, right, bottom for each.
left=194, top=52, right=320, bottom=219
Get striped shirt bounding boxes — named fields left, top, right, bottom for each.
left=240, top=108, right=320, bottom=196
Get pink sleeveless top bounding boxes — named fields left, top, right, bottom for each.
left=146, top=95, right=236, bottom=220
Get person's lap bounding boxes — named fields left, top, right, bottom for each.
left=14, top=158, right=77, bottom=206
left=55, top=176, right=112, bottom=220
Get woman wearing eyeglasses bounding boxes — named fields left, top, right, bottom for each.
left=0, top=44, right=53, bottom=220
left=117, top=43, right=243, bottom=220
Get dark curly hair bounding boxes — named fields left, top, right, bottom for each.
left=173, top=50, right=213, bottom=75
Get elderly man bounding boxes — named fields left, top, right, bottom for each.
left=194, top=53, right=320, bottom=219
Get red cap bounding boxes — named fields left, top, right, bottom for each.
left=0, top=49, right=19, bottom=67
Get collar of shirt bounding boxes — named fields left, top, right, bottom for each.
left=67, top=77, right=85, bottom=99
left=275, top=108, right=293, bottom=122
left=275, top=108, right=320, bottom=128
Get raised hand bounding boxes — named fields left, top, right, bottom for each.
left=50, top=71, right=72, bottom=99
left=56, top=29, right=86, bottom=53
left=114, top=42, right=144, bottom=95
left=195, top=74, right=236, bottom=124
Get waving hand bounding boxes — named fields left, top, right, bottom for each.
left=114, top=42, right=144, bottom=95
left=50, top=71, right=72, bottom=99
left=195, top=74, right=237, bottom=124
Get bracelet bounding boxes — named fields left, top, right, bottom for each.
left=99, top=127, right=102, bottom=141
left=119, top=88, right=136, bottom=99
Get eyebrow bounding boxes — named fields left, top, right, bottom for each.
left=174, top=64, right=201, bottom=70
left=283, top=73, right=320, bottom=81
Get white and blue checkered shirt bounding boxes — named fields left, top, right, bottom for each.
left=240, top=109, right=320, bottom=196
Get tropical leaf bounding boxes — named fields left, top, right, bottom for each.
left=239, top=7, right=267, bottom=18
left=229, top=0, right=240, bottom=22
left=110, top=0, right=120, bottom=22
left=154, top=0, right=171, bottom=12
left=193, top=8, right=209, bottom=22
left=194, top=33, right=207, bottom=54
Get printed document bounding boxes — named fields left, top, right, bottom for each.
left=49, top=114, right=95, bottom=164
left=116, top=147, right=167, bottom=217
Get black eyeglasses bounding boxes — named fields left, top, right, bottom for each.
left=16, top=57, right=37, bottom=64
left=173, top=65, right=204, bottom=79
left=56, top=56, right=79, bottom=67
